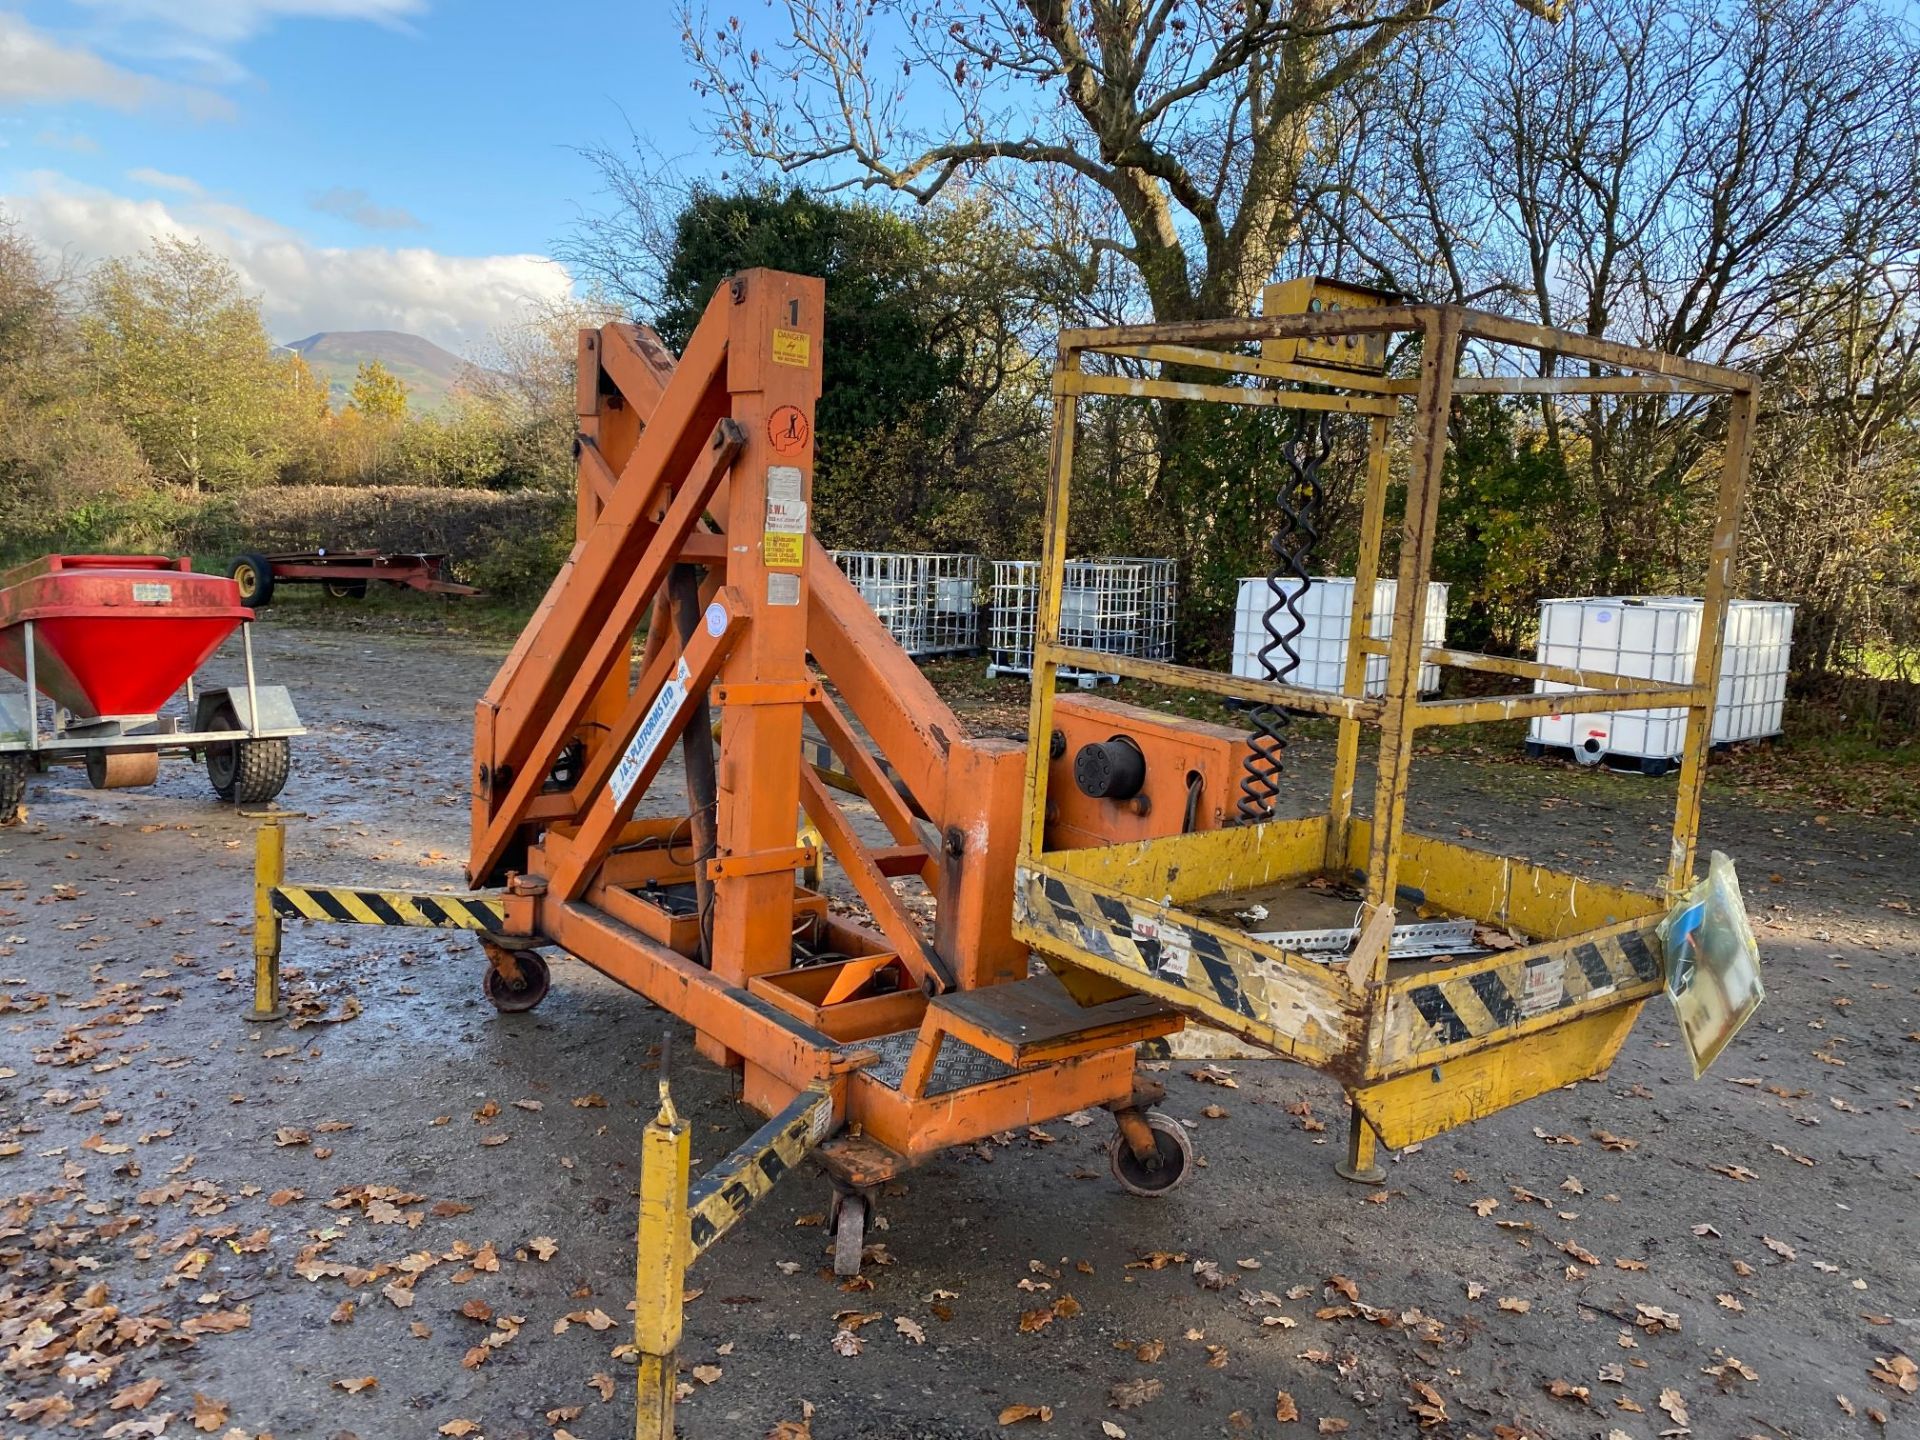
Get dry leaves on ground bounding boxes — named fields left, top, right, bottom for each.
left=1109, top=1378, right=1164, bottom=1411
left=998, top=1403, right=1052, bottom=1425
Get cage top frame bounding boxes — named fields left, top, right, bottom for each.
left=1027, top=301, right=1758, bottom=929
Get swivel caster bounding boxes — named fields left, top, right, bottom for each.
left=1108, top=1108, right=1194, bottom=1197
left=481, top=941, right=550, bottom=1013
left=830, top=1186, right=873, bottom=1277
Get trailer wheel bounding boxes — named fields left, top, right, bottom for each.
left=1108, top=1109, right=1194, bottom=1197
left=0, top=754, right=27, bottom=823
left=324, top=580, right=368, bottom=600
left=230, top=553, right=276, bottom=608
left=483, top=949, right=550, bottom=1012
left=206, top=727, right=291, bottom=805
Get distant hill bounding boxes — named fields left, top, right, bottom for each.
left=283, top=330, right=474, bottom=414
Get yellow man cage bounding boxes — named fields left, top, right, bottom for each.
left=1012, top=287, right=1756, bottom=1180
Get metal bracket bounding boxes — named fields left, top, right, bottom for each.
left=711, top=680, right=822, bottom=707
left=706, top=843, right=819, bottom=881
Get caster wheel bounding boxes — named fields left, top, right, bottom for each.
left=831, top=1192, right=869, bottom=1277
left=483, top=948, right=550, bottom=1013
left=1108, top=1109, right=1194, bottom=1197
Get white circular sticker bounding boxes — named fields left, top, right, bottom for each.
left=704, top=602, right=727, bottom=637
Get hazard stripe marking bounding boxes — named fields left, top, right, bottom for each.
left=270, top=886, right=507, bottom=933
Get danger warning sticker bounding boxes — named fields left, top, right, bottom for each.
left=772, top=328, right=811, bottom=367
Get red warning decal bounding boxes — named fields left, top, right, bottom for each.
left=768, top=405, right=810, bottom=455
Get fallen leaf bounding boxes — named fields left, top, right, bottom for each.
left=1109, top=1378, right=1164, bottom=1410
left=439, top=1423, right=481, bottom=1437
left=1275, top=1391, right=1300, bottom=1423
left=691, top=1364, right=722, bottom=1385
left=1868, top=1353, right=1917, bottom=1394
left=1497, top=1297, right=1532, bottom=1314
left=110, top=1379, right=164, bottom=1411
left=1659, top=1387, right=1689, bottom=1426
left=1406, top=1380, right=1448, bottom=1429
left=895, top=1316, right=926, bottom=1344
left=335, top=1377, right=378, bottom=1395
left=998, top=1403, right=1052, bottom=1425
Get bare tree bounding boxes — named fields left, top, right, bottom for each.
left=680, top=0, right=1559, bottom=324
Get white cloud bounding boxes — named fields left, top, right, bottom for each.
left=310, top=185, right=423, bottom=232
left=3, top=170, right=573, bottom=356
left=0, top=13, right=232, bottom=119
left=72, top=0, right=427, bottom=46
left=126, top=167, right=204, bottom=196
left=35, top=128, right=102, bottom=154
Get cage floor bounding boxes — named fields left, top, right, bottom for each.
left=1183, top=878, right=1500, bottom=979
left=837, top=1029, right=1013, bottom=1096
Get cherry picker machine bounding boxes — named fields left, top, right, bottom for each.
left=251, top=271, right=1762, bottom=1435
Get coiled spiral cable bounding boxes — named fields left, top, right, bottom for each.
left=1236, top=412, right=1333, bottom=822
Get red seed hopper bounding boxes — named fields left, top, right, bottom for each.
left=0, top=554, right=303, bottom=822
left=0, top=555, right=251, bottom=717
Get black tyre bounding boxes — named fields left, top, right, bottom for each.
left=1108, top=1110, right=1195, bottom=1197
left=0, top=754, right=27, bottom=823
left=206, top=731, right=291, bottom=804
left=483, top=949, right=551, bottom=1012
left=230, top=553, right=275, bottom=607
left=323, top=580, right=368, bottom=600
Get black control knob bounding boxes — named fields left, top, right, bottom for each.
left=1074, top=735, right=1147, bottom=801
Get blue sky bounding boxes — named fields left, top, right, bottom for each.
left=0, top=1, right=715, bottom=353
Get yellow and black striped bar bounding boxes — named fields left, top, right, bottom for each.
left=270, top=884, right=508, bottom=933
left=686, top=1083, right=835, bottom=1257
left=1379, top=918, right=1665, bottom=1065
left=1012, top=863, right=1359, bottom=1065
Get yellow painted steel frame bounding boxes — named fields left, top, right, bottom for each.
left=1014, top=302, right=1756, bottom=1155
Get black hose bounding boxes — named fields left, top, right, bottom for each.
left=1237, top=413, right=1333, bottom=822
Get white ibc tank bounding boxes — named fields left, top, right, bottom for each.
left=1529, top=596, right=1795, bottom=767
left=1231, top=576, right=1448, bottom=696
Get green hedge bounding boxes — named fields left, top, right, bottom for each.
left=2, top=484, right=574, bottom=603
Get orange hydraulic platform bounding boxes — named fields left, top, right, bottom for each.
left=459, top=270, right=1218, bottom=1243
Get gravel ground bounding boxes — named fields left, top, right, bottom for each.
left=2, top=620, right=1916, bottom=1440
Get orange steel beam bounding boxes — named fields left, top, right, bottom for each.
left=804, top=541, right=964, bottom=818
left=548, top=588, right=747, bottom=902
left=804, top=693, right=936, bottom=877
left=472, top=420, right=744, bottom=874
left=474, top=299, right=735, bottom=814
left=797, top=766, right=952, bottom=991
left=705, top=272, right=826, bottom=1000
